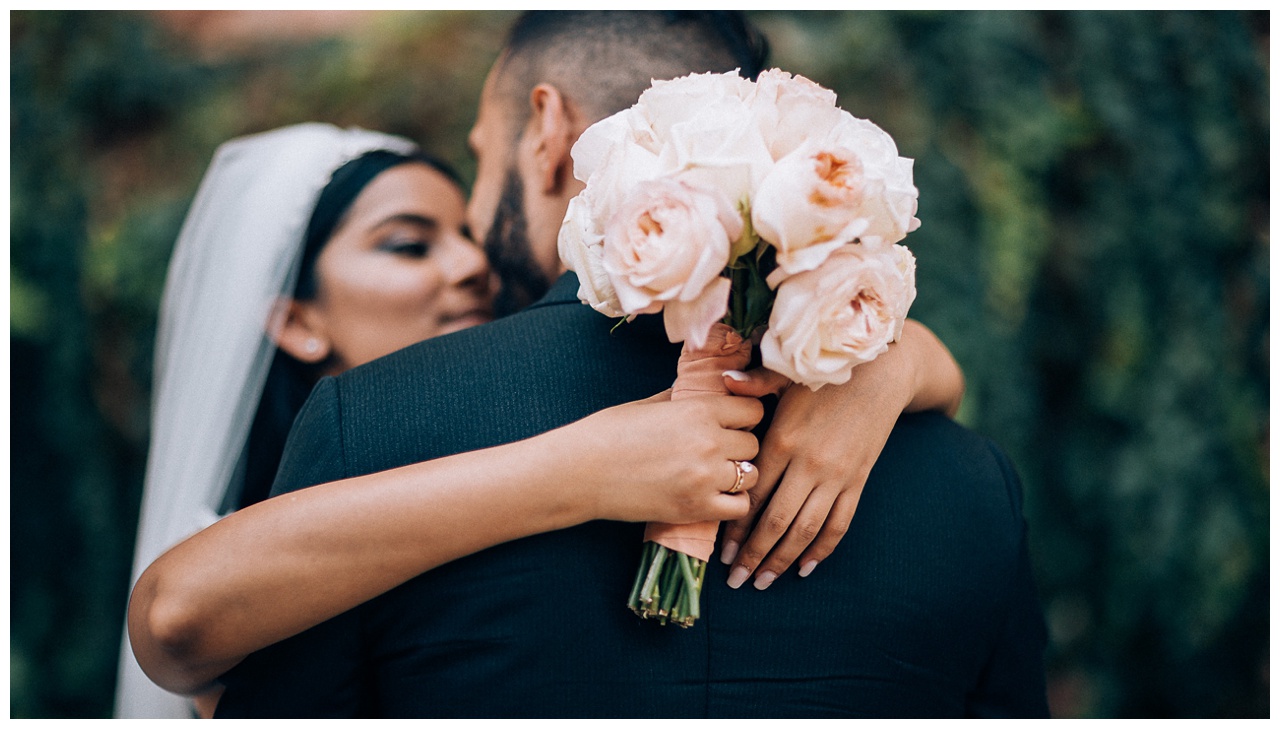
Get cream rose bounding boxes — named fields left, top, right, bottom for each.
left=760, top=243, right=917, bottom=389
left=751, top=68, right=844, bottom=161
left=572, top=109, right=636, bottom=184
left=634, top=70, right=756, bottom=142
left=602, top=177, right=739, bottom=348
left=558, top=194, right=624, bottom=318
left=560, top=136, right=666, bottom=318
left=572, top=106, right=666, bottom=186
left=574, top=134, right=664, bottom=232
left=824, top=113, right=921, bottom=246
left=752, top=112, right=920, bottom=277
left=635, top=71, right=772, bottom=205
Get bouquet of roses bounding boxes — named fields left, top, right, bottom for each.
left=558, top=69, right=920, bottom=627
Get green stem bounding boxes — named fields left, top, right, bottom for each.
left=627, top=542, right=652, bottom=611
left=730, top=263, right=746, bottom=327
left=659, top=559, right=681, bottom=616
left=629, top=545, right=707, bottom=627
left=678, top=554, right=701, bottom=621
left=640, top=545, right=668, bottom=607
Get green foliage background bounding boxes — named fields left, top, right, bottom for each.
left=9, top=10, right=1269, bottom=718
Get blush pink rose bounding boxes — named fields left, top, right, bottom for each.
left=603, top=178, right=740, bottom=348
left=753, top=109, right=920, bottom=277
left=752, top=143, right=876, bottom=276
left=825, top=114, right=921, bottom=246
left=760, top=243, right=917, bottom=389
left=750, top=68, right=844, bottom=161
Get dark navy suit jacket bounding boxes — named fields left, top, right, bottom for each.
left=216, top=272, right=1049, bottom=718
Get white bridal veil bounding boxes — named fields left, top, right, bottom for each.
left=115, top=123, right=417, bottom=718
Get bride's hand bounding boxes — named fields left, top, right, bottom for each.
left=717, top=319, right=964, bottom=589
left=557, top=391, right=763, bottom=526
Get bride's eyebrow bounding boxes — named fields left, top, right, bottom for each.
left=371, top=213, right=438, bottom=233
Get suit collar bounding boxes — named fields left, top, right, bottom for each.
left=524, top=271, right=671, bottom=342
left=526, top=271, right=587, bottom=310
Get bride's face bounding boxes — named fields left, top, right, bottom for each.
left=299, top=163, right=495, bottom=372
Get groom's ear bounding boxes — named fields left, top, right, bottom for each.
left=272, top=298, right=332, bottom=365
left=525, top=82, right=576, bottom=195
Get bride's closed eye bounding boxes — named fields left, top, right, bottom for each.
left=380, top=235, right=431, bottom=259
left=371, top=214, right=439, bottom=259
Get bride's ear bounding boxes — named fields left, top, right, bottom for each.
left=525, top=82, right=575, bottom=195
left=271, top=298, right=331, bottom=364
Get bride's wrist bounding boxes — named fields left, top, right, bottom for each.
left=898, top=320, right=927, bottom=411
left=871, top=322, right=919, bottom=415
left=522, top=422, right=603, bottom=528
left=896, top=319, right=963, bottom=416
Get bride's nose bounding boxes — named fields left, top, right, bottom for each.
left=445, top=235, right=493, bottom=294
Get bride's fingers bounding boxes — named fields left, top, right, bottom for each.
left=714, top=428, right=760, bottom=464
left=721, top=457, right=759, bottom=494
left=688, top=460, right=757, bottom=522
left=723, top=367, right=792, bottom=399
left=724, top=465, right=810, bottom=589
left=792, top=488, right=863, bottom=578
left=707, top=491, right=753, bottom=521
left=748, top=486, right=841, bottom=588
left=719, top=428, right=788, bottom=565
left=704, top=394, right=765, bottom=431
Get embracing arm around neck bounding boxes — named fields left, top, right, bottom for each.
left=718, top=317, right=965, bottom=589
left=127, top=391, right=763, bottom=695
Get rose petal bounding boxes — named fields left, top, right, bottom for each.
left=664, top=276, right=731, bottom=348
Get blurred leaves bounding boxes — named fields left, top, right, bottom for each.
left=9, top=10, right=1269, bottom=718
left=756, top=10, right=1268, bottom=717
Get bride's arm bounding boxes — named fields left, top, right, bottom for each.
left=128, top=393, right=762, bottom=696
left=719, top=318, right=964, bottom=588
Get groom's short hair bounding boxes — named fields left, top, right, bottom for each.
left=494, top=11, right=770, bottom=128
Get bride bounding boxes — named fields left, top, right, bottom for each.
left=118, top=123, right=964, bottom=717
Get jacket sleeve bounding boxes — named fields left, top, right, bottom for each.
left=215, top=376, right=366, bottom=717
left=965, top=444, right=1052, bottom=718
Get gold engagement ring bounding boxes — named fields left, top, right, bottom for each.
left=728, top=460, right=754, bottom=494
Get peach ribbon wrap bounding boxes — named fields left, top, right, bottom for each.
left=642, top=322, right=753, bottom=562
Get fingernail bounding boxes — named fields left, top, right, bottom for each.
left=722, top=370, right=749, bottom=382
left=727, top=565, right=751, bottom=589
left=753, top=570, right=777, bottom=590
left=799, top=560, right=818, bottom=578
left=720, top=540, right=739, bottom=565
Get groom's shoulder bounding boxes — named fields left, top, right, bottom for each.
left=336, top=295, right=594, bottom=394
left=879, top=412, right=1028, bottom=530
left=371, top=300, right=579, bottom=371
left=331, top=273, right=675, bottom=403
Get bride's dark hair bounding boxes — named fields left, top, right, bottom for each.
left=221, top=149, right=463, bottom=512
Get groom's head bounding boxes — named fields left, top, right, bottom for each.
left=467, top=11, right=769, bottom=315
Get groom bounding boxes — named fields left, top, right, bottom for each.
left=216, top=11, right=1048, bottom=717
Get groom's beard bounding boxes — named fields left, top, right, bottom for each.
left=483, top=170, right=551, bottom=318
